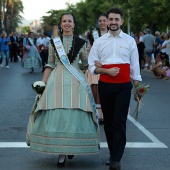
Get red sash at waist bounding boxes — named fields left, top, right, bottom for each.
left=99, top=64, right=130, bottom=83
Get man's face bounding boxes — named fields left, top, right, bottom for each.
left=108, top=13, right=123, bottom=32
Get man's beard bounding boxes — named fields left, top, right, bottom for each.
left=109, top=24, right=120, bottom=31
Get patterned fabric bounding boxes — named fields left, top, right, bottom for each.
left=29, top=35, right=100, bottom=154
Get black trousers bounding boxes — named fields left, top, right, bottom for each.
left=98, top=81, right=132, bottom=162
left=10, top=45, right=18, bottom=62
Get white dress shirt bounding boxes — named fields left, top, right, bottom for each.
left=36, top=37, right=45, bottom=46
left=88, top=30, right=142, bottom=81
left=43, top=37, right=51, bottom=47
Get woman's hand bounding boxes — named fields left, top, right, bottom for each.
left=94, top=60, right=102, bottom=68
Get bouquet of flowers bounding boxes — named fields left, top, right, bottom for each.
left=32, top=81, right=46, bottom=94
left=132, top=82, right=150, bottom=120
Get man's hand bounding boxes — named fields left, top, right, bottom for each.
left=134, top=95, right=140, bottom=102
left=106, top=67, right=120, bottom=76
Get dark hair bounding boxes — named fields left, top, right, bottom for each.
left=135, top=35, right=139, bottom=39
left=107, top=7, right=123, bottom=18
left=58, top=12, right=78, bottom=36
left=98, top=13, right=107, bottom=19
left=146, top=29, right=151, bottom=34
left=28, top=31, right=34, bottom=35
left=43, top=32, right=48, bottom=36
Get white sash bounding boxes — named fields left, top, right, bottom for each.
left=93, top=30, right=99, bottom=41
left=28, top=38, right=39, bottom=53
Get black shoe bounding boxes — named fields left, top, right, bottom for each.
left=67, top=155, right=74, bottom=159
left=106, top=157, right=110, bottom=166
left=57, top=155, right=66, bottom=166
left=110, top=162, right=121, bottom=170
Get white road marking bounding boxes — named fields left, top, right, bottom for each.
left=0, top=115, right=167, bottom=149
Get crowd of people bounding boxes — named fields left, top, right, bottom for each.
left=0, top=31, right=51, bottom=73
left=133, top=29, right=170, bottom=80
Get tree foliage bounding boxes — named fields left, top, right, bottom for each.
left=21, top=26, right=30, bottom=34
left=40, top=0, right=170, bottom=35
left=0, top=0, right=24, bottom=34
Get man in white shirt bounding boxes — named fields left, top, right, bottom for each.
left=88, top=7, right=142, bottom=170
left=41, top=32, right=51, bottom=72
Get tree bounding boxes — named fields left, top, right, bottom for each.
left=41, top=0, right=170, bottom=35
left=0, top=0, right=24, bottom=34
left=21, top=26, right=30, bottom=34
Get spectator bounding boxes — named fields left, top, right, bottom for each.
left=10, top=32, right=19, bottom=62
left=154, top=31, right=160, bottom=58
left=143, top=29, right=154, bottom=69
left=158, top=33, right=169, bottom=62
left=0, top=31, right=11, bottom=68
left=135, top=35, right=145, bottom=70
left=139, top=31, right=144, bottom=42
left=151, top=53, right=162, bottom=78
left=160, top=60, right=170, bottom=80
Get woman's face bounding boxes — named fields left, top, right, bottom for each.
left=98, top=16, right=108, bottom=31
left=29, top=33, right=34, bottom=38
left=134, top=36, right=139, bottom=43
left=60, top=14, right=75, bottom=35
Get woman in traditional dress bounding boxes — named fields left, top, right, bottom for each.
left=22, top=32, right=41, bottom=73
left=85, top=14, right=108, bottom=123
left=27, top=13, right=99, bottom=166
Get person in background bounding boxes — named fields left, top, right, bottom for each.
left=143, top=29, right=154, bottom=70
left=160, top=60, right=170, bottom=80
left=40, top=32, right=51, bottom=72
left=139, top=31, right=144, bottom=42
left=27, top=13, right=99, bottom=166
left=151, top=53, right=162, bottom=78
left=88, top=7, right=142, bottom=170
left=36, top=33, right=45, bottom=71
left=10, top=32, right=19, bottom=62
left=18, top=34, right=24, bottom=61
left=22, top=32, right=41, bottom=73
left=154, top=31, right=160, bottom=58
left=85, top=14, right=108, bottom=123
left=135, top=35, right=145, bottom=70
left=158, top=33, right=169, bottom=62
left=0, top=31, right=11, bottom=68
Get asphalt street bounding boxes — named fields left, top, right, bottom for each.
left=0, top=61, right=170, bottom=170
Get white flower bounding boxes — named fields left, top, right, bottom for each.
left=33, top=81, right=45, bottom=87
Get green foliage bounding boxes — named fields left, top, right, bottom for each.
left=1, top=0, right=24, bottom=33
left=22, top=26, right=30, bottom=34
left=40, top=0, right=170, bottom=35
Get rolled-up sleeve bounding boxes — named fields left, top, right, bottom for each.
left=130, top=40, right=142, bottom=81
left=88, top=41, right=100, bottom=74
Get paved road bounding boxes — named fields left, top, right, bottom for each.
left=0, top=62, right=170, bottom=170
